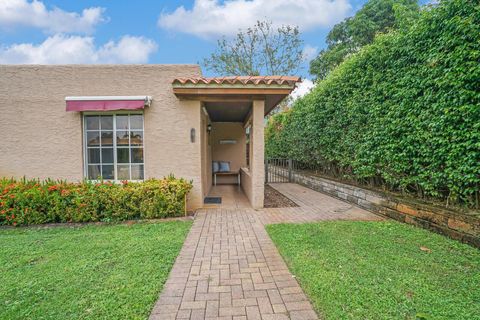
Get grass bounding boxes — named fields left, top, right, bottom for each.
left=0, top=221, right=192, bottom=320
left=266, top=221, right=480, bottom=320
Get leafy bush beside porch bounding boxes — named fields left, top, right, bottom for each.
left=0, top=176, right=192, bottom=226
left=265, top=0, right=480, bottom=208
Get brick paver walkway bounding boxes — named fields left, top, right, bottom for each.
left=150, top=184, right=382, bottom=320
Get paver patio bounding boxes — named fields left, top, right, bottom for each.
left=150, top=183, right=382, bottom=320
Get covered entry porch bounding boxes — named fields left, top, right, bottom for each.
left=172, top=76, right=300, bottom=209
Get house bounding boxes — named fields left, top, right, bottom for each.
left=0, top=65, right=300, bottom=210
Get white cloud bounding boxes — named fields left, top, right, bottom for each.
left=0, top=34, right=158, bottom=64
left=97, top=36, right=158, bottom=64
left=291, top=78, right=314, bottom=100
left=159, top=0, right=352, bottom=38
left=302, top=44, right=318, bottom=61
left=0, top=0, right=106, bottom=34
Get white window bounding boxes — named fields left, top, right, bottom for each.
left=83, top=113, right=144, bottom=181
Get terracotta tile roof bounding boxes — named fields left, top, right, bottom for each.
left=172, top=76, right=301, bottom=86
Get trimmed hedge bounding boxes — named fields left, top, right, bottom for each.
left=0, top=177, right=192, bottom=226
left=266, top=0, right=480, bottom=208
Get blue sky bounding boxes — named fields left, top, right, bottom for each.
left=0, top=0, right=426, bottom=80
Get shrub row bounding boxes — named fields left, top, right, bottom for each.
left=0, top=176, right=192, bottom=226
left=266, top=0, right=480, bottom=208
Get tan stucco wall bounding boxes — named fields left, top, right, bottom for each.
left=211, top=122, right=246, bottom=184
left=241, top=100, right=264, bottom=208
left=240, top=167, right=253, bottom=203
left=0, top=64, right=205, bottom=210
left=201, top=108, right=212, bottom=197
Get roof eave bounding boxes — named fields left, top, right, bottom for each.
left=172, top=83, right=295, bottom=90
left=172, top=86, right=294, bottom=97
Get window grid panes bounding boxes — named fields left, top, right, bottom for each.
left=84, top=113, right=144, bottom=181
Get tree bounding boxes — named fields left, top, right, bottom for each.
left=202, top=21, right=304, bottom=76
left=310, top=0, right=419, bottom=80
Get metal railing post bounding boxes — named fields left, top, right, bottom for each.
left=288, top=159, right=293, bottom=182
left=265, top=160, right=268, bottom=184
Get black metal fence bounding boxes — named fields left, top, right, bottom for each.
left=265, top=158, right=296, bottom=183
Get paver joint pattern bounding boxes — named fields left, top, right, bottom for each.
left=150, top=209, right=319, bottom=320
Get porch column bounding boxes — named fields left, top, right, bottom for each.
left=250, top=99, right=265, bottom=208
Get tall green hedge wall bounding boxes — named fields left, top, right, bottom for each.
left=266, top=0, right=480, bottom=207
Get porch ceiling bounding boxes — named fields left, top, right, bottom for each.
left=172, top=76, right=301, bottom=116
left=205, top=101, right=251, bottom=122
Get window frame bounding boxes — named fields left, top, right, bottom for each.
left=82, top=111, right=145, bottom=182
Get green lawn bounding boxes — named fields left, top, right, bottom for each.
left=267, top=221, right=480, bottom=320
left=0, top=221, right=191, bottom=320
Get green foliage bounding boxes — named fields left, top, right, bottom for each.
left=0, top=176, right=193, bottom=226
left=267, top=221, right=480, bottom=319
left=266, top=0, right=480, bottom=207
left=0, top=221, right=191, bottom=319
left=202, top=21, right=304, bottom=76
left=309, top=0, right=419, bottom=80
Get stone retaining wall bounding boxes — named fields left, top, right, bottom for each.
left=273, top=167, right=480, bottom=248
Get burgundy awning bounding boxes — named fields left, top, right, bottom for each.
left=65, top=96, right=152, bottom=112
